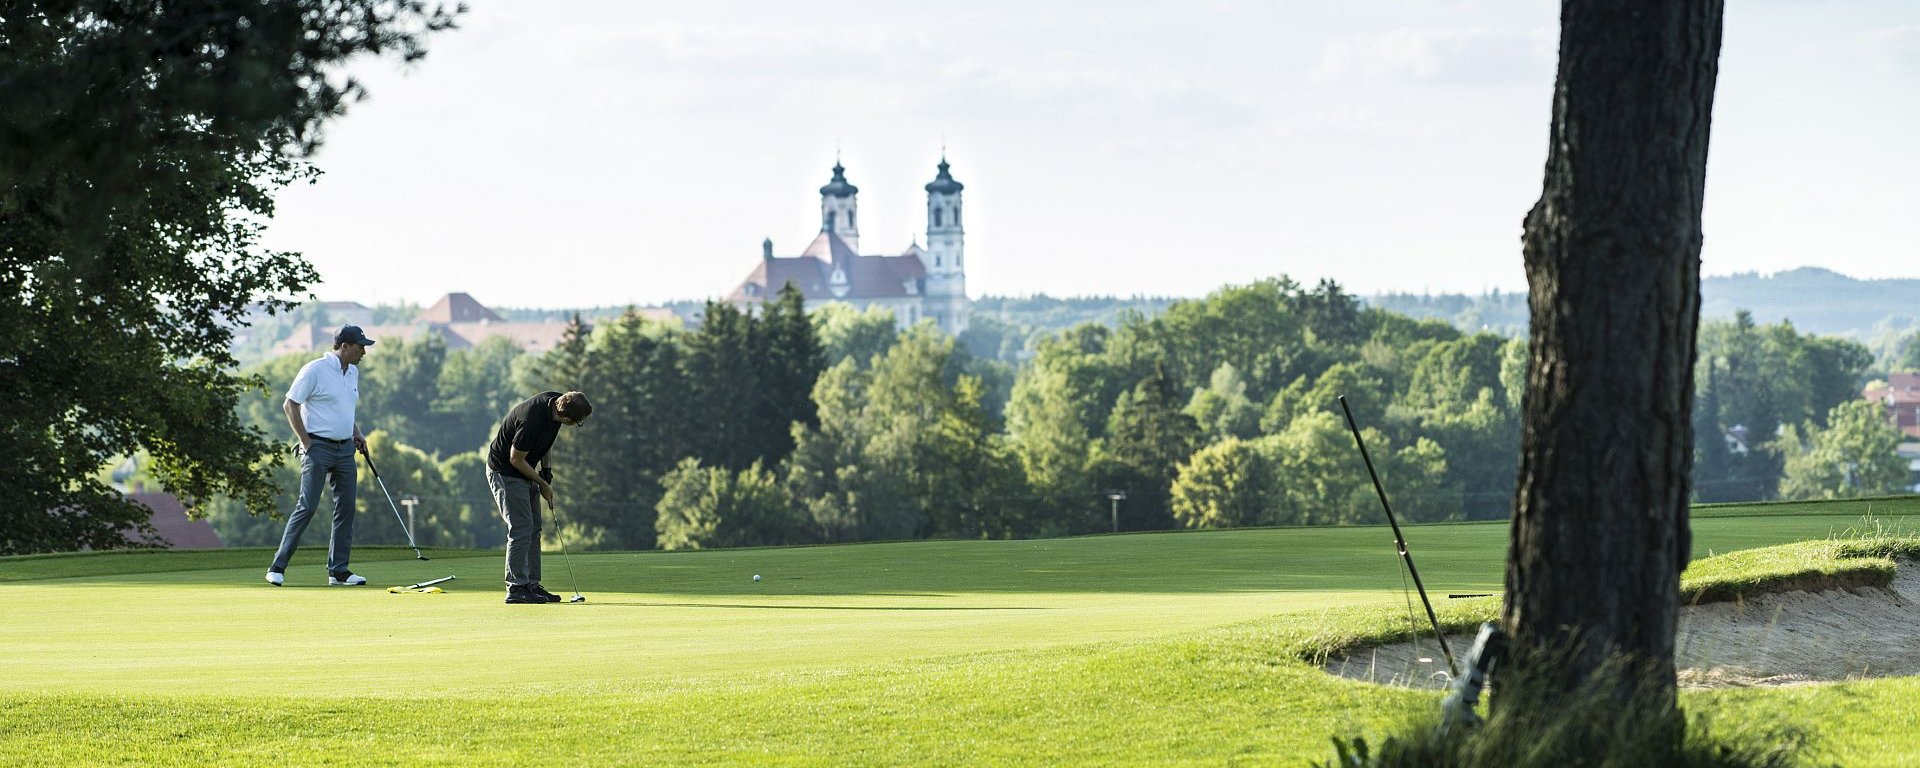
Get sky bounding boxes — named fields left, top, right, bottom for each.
left=260, top=1, right=1920, bottom=309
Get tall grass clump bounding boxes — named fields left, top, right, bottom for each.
left=1316, top=644, right=1814, bottom=768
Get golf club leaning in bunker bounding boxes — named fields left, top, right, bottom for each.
left=358, top=446, right=429, bottom=561
left=547, top=503, right=586, bottom=603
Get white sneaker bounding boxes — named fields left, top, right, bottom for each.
left=328, top=573, right=367, bottom=586
left=265, top=571, right=284, bottom=587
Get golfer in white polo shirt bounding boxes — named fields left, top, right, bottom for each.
left=265, top=325, right=374, bottom=587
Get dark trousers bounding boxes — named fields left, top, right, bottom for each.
left=270, top=439, right=357, bottom=577
left=487, top=469, right=543, bottom=587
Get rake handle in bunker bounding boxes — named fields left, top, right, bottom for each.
left=1338, top=395, right=1456, bottom=675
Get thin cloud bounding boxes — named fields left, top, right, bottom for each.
left=1311, top=27, right=1555, bottom=85
left=1866, top=24, right=1920, bottom=75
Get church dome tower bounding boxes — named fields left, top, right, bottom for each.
left=819, top=161, right=860, bottom=252
left=923, top=155, right=969, bottom=333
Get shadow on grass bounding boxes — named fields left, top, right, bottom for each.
left=0, top=547, right=494, bottom=583
left=588, top=601, right=1052, bottom=611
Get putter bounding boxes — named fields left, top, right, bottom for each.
left=387, top=575, right=456, bottom=594
left=358, top=447, right=429, bottom=561
left=547, top=503, right=587, bottom=603
left=404, top=575, right=456, bottom=590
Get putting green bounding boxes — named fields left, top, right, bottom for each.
left=5, top=507, right=1911, bottom=700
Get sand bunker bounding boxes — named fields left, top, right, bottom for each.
left=1322, top=561, right=1920, bottom=689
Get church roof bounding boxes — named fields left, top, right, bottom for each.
left=445, top=321, right=587, bottom=354
left=728, top=237, right=928, bottom=303
left=925, top=158, right=964, bottom=194
left=799, top=230, right=861, bottom=265
left=819, top=162, right=858, bottom=198
left=733, top=258, right=829, bottom=300
left=840, top=250, right=928, bottom=298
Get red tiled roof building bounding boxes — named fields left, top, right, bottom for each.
left=269, top=295, right=677, bottom=356
left=418, top=292, right=505, bottom=324
left=1865, top=372, right=1920, bottom=438
left=728, top=156, right=972, bottom=334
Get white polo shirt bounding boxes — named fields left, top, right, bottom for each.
left=287, top=352, right=360, bottom=440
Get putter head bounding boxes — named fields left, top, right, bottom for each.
left=416, top=556, right=430, bottom=561
left=569, top=594, right=586, bottom=603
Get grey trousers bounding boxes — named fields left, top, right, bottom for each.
left=487, top=469, right=543, bottom=587
left=270, top=438, right=357, bottom=577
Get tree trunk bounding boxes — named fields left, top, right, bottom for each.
left=1505, top=0, right=1724, bottom=709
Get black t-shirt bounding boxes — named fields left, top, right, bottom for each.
left=487, top=391, right=563, bottom=478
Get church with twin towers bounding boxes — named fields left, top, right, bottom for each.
left=728, top=154, right=971, bottom=334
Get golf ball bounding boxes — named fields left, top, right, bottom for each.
left=753, top=574, right=761, bottom=582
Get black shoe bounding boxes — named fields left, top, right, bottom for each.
left=505, top=585, right=549, bottom=604
left=530, top=584, right=562, bottom=602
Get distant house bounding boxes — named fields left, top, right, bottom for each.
left=1863, top=373, right=1920, bottom=438
left=124, top=492, right=223, bottom=549
left=1865, top=374, right=1920, bottom=491
left=266, top=293, right=676, bottom=356
left=318, top=300, right=375, bottom=328
left=266, top=324, right=342, bottom=358
left=1723, top=424, right=1752, bottom=455
left=418, top=293, right=503, bottom=324
left=1898, top=443, right=1920, bottom=493
left=264, top=300, right=376, bottom=358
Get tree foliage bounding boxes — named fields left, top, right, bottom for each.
left=1693, top=312, right=1876, bottom=502
left=787, top=359, right=918, bottom=542
left=184, top=270, right=1885, bottom=553
left=812, top=302, right=898, bottom=369
left=1091, top=364, right=1199, bottom=531
left=547, top=312, right=690, bottom=549
left=786, top=326, right=1031, bottom=541
left=1777, top=400, right=1909, bottom=500
left=2, top=0, right=461, bottom=554
left=1005, top=362, right=1098, bottom=533
left=1186, top=362, right=1261, bottom=443
left=1170, top=437, right=1279, bottom=529
left=655, top=458, right=801, bottom=550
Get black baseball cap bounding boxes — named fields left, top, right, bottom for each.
left=336, top=325, right=376, bottom=346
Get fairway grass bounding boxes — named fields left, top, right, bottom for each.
left=5, top=504, right=1920, bottom=766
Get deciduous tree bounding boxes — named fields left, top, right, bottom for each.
left=1, top=0, right=461, bottom=554
left=655, top=458, right=801, bottom=550
left=1091, top=364, right=1198, bottom=531
left=1777, top=400, right=1908, bottom=500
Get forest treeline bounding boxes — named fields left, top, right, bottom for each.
left=196, top=277, right=1910, bottom=550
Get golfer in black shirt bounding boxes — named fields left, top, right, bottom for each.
left=486, top=390, right=592, bottom=604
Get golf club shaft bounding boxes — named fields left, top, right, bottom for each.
left=548, top=503, right=583, bottom=598
left=360, top=448, right=427, bottom=559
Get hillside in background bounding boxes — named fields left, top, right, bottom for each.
left=239, top=267, right=1915, bottom=367
left=1700, top=268, right=1920, bottom=337
left=1368, top=267, right=1920, bottom=347
left=1363, top=289, right=1529, bottom=337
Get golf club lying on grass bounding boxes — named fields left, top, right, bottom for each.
left=548, top=504, right=587, bottom=603
left=359, top=446, right=429, bottom=561
left=388, top=575, right=456, bottom=594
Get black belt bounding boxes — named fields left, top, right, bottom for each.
left=307, top=433, right=352, bottom=445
